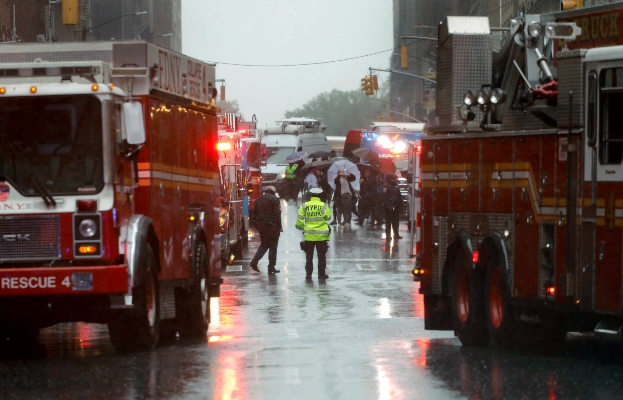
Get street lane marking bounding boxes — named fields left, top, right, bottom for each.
left=226, top=265, right=243, bottom=272
left=372, top=283, right=396, bottom=289
left=286, top=367, right=301, bottom=383
left=356, top=264, right=377, bottom=271
left=398, top=265, right=412, bottom=271
left=286, top=328, right=299, bottom=339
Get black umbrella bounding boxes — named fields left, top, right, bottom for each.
left=352, top=148, right=379, bottom=162
left=308, top=150, right=332, bottom=160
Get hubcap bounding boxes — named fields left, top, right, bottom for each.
left=457, top=266, right=470, bottom=324
left=489, top=267, right=504, bottom=329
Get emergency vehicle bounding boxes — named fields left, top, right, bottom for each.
left=416, top=3, right=623, bottom=347
left=344, top=123, right=425, bottom=257
left=0, top=41, right=223, bottom=352
left=237, top=118, right=264, bottom=218
left=217, top=126, right=247, bottom=264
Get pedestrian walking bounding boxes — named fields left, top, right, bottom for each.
left=296, top=187, right=331, bottom=280
left=371, top=170, right=385, bottom=226
left=382, top=173, right=404, bottom=242
left=333, top=169, right=356, bottom=229
left=249, top=186, right=282, bottom=274
left=303, top=166, right=319, bottom=201
left=358, top=168, right=377, bottom=226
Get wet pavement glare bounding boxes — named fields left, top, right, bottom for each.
left=2, top=199, right=623, bottom=399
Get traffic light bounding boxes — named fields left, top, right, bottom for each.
left=371, top=75, right=379, bottom=91
left=401, top=45, right=408, bottom=69
left=361, top=77, right=367, bottom=93
left=220, top=85, right=226, bottom=101
left=62, top=0, right=79, bottom=25
left=364, top=76, right=374, bottom=95
left=561, top=0, right=582, bottom=9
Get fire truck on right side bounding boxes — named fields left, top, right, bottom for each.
left=415, top=3, right=623, bottom=347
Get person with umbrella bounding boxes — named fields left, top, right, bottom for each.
left=284, top=159, right=304, bottom=205
left=296, top=187, right=331, bottom=280
left=382, top=173, right=404, bottom=242
left=334, top=168, right=357, bottom=229
left=303, top=166, right=319, bottom=201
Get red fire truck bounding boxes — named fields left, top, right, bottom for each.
left=417, top=4, right=623, bottom=347
left=0, top=41, right=223, bottom=352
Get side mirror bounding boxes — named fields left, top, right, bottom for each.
left=123, top=102, right=146, bottom=145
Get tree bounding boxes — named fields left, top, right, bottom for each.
left=284, top=83, right=390, bottom=135
left=217, top=99, right=244, bottom=120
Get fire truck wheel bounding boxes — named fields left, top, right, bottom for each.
left=177, top=242, right=210, bottom=337
left=451, top=255, right=489, bottom=347
left=485, top=261, right=514, bottom=347
left=108, top=246, right=160, bottom=352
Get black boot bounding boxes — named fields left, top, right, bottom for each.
left=268, top=267, right=280, bottom=274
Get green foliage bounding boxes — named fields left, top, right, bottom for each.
left=284, top=84, right=390, bottom=135
left=217, top=99, right=244, bottom=120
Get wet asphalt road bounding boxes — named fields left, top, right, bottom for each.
left=2, top=200, right=623, bottom=399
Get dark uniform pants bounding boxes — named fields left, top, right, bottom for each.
left=250, top=230, right=279, bottom=268
left=385, top=209, right=400, bottom=240
left=304, top=241, right=328, bottom=276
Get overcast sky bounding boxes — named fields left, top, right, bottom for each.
left=182, top=0, right=393, bottom=130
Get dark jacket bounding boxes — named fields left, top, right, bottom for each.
left=253, top=191, right=282, bottom=233
left=382, top=183, right=403, bottom=211
left=360, top=176, right=378, bottom=199
left=333, top=173, right=356, bottom=200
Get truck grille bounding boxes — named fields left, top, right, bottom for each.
left=0, top=216, right=60, bottom=261
left=262, top=173, right=278, bottom=182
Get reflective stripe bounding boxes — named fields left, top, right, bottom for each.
left=306, top=217, right=325, bottom=221
left=304, top=230, right=330, bottom=235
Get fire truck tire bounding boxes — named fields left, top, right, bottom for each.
left=451, top=255, right=489, bottom=347
left=485, top=260, right=515, bottom=347
left=108, top=246, right=160, bottom=352
left=177, top=242, right=210, bottom=338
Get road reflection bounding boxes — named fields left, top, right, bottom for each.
left=418, top=336, right=623, bottom=400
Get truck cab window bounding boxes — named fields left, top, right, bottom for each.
left=587, top=71, right=597, bottom=147
left=599, top=67, right=623, bottom=165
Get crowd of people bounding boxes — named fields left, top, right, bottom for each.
left=250, top=158, right=405, bottom=279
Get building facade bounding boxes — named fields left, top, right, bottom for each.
left=2, top=0, right=180, bottom=51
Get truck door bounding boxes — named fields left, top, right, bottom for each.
left=583, top=66, right=623, bottom=313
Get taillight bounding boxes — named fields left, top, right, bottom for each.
left=472, top=250, right=479, bottom=264
left=546, top=286, right=555, bottom=296
left=217, top=141, right=232, bottom=152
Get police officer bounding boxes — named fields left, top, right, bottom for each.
left=249, top=186, right=282, bottom=274
left=296, top=187, right=331, bottom=280
left=284, top=160, right=301, bottom=205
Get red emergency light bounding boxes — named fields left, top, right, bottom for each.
left=416, top=144, right=422, bottom=153
left=472, top=250, right=479, bottom=264
left=546, top=286, right=555, bottom=296
left=217, top=141, right=232, bottom=152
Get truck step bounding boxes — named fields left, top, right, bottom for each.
left=594, top=319, right=621, bottom=339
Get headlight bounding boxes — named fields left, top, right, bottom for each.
left=528, top=21, right=542, bottom=38
left=490, top=88, right=506, bottom=105
left=463, top=90, right=476, bottom=106
left=392, top=141, right=407, bottom=153
left=377, top=135, right=392, bottom=149
left=79, top=219, right=98, bottom=238
left=281, top=172, right=286, bottom=179
left=477, top=86, right=491, bottom=105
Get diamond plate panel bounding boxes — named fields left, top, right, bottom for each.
left=432, top=216, right=448, bottom=295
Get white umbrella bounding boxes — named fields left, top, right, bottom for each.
left=327, top=158, right=360, bottom=191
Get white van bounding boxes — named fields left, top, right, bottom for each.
left=260, top=132, right=331, bottom=195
